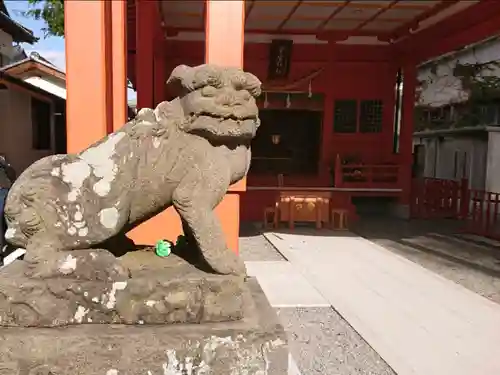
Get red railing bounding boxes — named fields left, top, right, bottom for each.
left=410, top=178, right=467, bottom=219
left=410, top=177, right=500, bottom=240
left=463, top=190, right=500, bottom=240
left=334, top=155, right=400, bottom=189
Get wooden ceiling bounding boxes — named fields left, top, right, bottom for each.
left=158, top=0, right=480, bottom=42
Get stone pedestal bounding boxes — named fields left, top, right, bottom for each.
left=0, top=251, right=289, bottom=374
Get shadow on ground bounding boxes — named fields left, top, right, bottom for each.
left=351, top=216, right=500, bottom=304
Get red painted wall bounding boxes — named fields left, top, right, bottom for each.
left=149, top=41, right=399, bottom=221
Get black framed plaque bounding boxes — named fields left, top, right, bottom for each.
left=268, top=39, right=293, bottom=80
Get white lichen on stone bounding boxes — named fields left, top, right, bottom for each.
left=68, top=226, right=77, bottom=236
left=90, top=252, right=97, bottom=260
left=99, top=207, right=119, bottom=229
left=74, top=305, right=89, bottom=323
left=50, top=167, right=61, bottom=177
left=54, top=222, right=62, bottom=228
left=162, top=350, right=180, bottom=375
left=145, top=300, right=157, bottom=307
left=60, top=160, right=91, bottom=202
left=103, top=281, right=127, bottom=309
left=74, top=211, right=83, bottom=221
left=4, top=227, right=15, bottom=239
left=79, top=132, right=125, bottom=197
left=106, top=370, right=118, bottom=375
left=92, top=296, right=99, bottom=303
left=78, top=227, right=89, bottom=237
left=153, top=137, right=161, bottom=149
left=74, top=221, right=86, bottom=229
left=59, top=254, right=77, bottom=274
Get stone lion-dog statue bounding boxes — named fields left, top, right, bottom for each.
left=3, top=64, right=262, bottom=276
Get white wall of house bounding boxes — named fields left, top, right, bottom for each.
left=415, top=135, right=487, bottom=190
left=486, top=130, right=500, bottom=193
left=0, top=87, right=56, bottom=173
left=415, top=36, right=500, bottom=192
left=0, top=29, right=14, bottom=66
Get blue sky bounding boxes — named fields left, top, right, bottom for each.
left=4, top=1, right=136, bottom=100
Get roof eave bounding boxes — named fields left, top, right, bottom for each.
left=0, top=12, right=37, bottom=44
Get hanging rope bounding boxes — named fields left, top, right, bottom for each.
left=262, top=66, right=325, bottom=92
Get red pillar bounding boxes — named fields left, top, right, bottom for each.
left=128, top=0, right=182, bottom=245
left=154, top=51, right=167, bottom=105
left=111, top=0, right=128, bottom=130
left=65, top=0, right=112, bottom=152
left=205, top=0, right=245, bottom=253
left=320, top=42, right=336, bottom=185
left=399, top=62, right=417, bottom=206
left=135, top=0, right=155, bottom=109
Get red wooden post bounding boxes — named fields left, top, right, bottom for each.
left=459, top=178, right=469, bottom=219
left=127, top=0, right=180, bottom=246
left=154, top=52, right=166, bottom=105
left=409, top=179, right=419, bottom=218
left=135, top=0, right=155, bottom=110
left=399, top=62, right=417, bottom=206
left=111, top=0, right=127, bottom=130
left=334, top=154, right=342, bottom=187
left=205, top=0, right=245, bottom=254
left=493, top=193, right=500, bottom=238
left=65, top=0, right=113, bottom=152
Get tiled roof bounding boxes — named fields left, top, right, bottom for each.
left=0, top=0, right=37, bottom=44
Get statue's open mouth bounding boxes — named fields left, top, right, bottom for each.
left=185, top=111, right=260, bottom=142
left=196, top=111, right=257, bottom=122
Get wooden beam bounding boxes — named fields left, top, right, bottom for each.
left=351, top=0, right=398, bottom=33
left=245, top=0, right=256, bottom=25
left=390, top=0, right=460, bottom=41
left=277, top=0, right=303, bottom=30
left=318, top=0, right=351, bottom=30
left=398, top=0, right=500, bottom=63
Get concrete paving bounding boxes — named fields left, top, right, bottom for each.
left=264, top=230, right=500, bottom=375
left=245, top=261, right=329, bottom=308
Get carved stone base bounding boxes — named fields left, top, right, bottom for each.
left=0, top=279, right=289, bottom=375
left=0, top=250, right=245, bottom=327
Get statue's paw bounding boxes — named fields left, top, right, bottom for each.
left=209, top=251, right=247, bottom=277
left=232, top=258, right=247, bottom=277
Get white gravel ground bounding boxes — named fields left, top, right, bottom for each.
left=276, top=307, right=396, bottom=375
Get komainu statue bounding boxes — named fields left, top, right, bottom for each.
left=3, top=64, right=261, bottom=276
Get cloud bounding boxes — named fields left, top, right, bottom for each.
left=27, top=49, right=66, bottom=71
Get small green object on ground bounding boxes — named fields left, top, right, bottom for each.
left=155, top=239, right=172, bottom=257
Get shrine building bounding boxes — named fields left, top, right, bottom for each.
left=64, top=0, right=500, bottom=250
